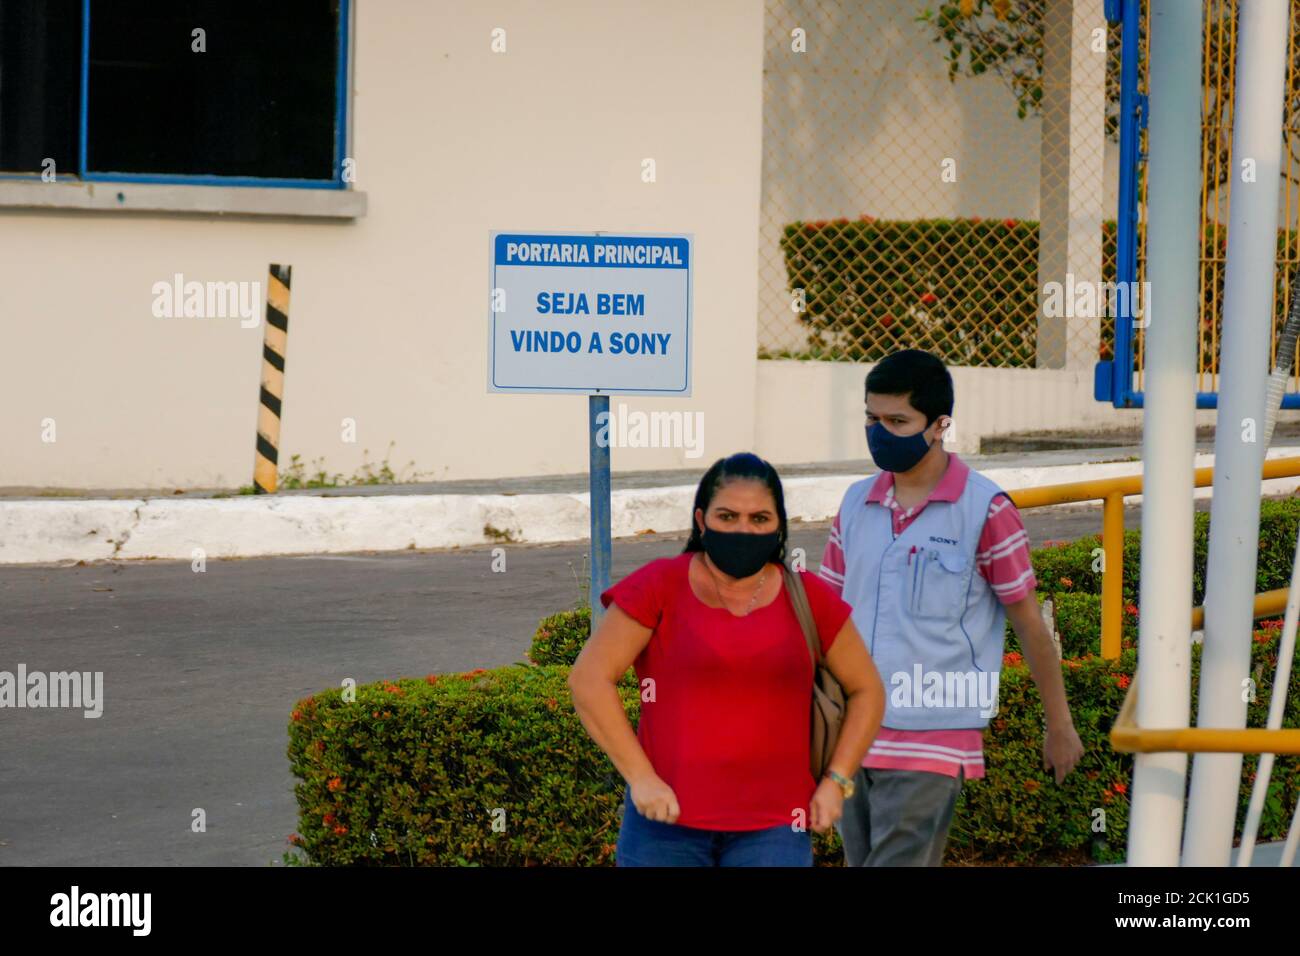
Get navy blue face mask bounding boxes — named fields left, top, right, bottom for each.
left=867, top=421, right=936, bottom=473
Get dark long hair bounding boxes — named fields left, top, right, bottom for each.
left=682, top=452, right=788, bottom=565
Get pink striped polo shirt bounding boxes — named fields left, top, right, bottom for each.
left=819, top=452, right=1036, bottom=779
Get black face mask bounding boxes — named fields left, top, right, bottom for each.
left=700, top=527, right=780, bottom=579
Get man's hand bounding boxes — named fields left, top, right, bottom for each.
left=1043, top=721, right=1084, bottom=783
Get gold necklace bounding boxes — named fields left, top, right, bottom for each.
left=701, top=554, right=768, bottom=616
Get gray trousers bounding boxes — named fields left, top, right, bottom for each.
left=836, top=767, right=964, bottom=866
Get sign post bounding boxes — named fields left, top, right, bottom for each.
left=489, top=231, right=693, bottom=632
left=588, top=394, right=612, bottom=627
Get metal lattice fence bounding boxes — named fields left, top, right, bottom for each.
left=1128, top=0, right=1300, bottom=398
left=759, top=0, right=1115, bottom=369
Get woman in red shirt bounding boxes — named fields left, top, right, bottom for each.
left=569, top=452, right=885, bottom=866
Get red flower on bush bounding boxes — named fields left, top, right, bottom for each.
left=323, top=812, right=336, bottom=826
left=920, top=292, right=938, bottom=307
left=1261, top=618, right=1284, bottom=630
left=1113, top=782, right=1127, bottom=795
left=1023, top=779, right=1041, bottom=793
left=288, top=833, right=304, bottom=846
left=425, top=674, right=440, bottom=685
left=881, top=313, right=896, bottom=328
left=1102, top=789, right=1114, bottom=803
left=1114, top=674, right=1131, bottom=689
left=327, top=777, right=344, bottom=793
left=1002, top=218, right=1018, bottom=229
left=1003, top=651, right=1023, bottom=667
left=969, top=216, right=983, bottom=223
left=1124, top=603, right=1139, bottom=617
left=1059, top=576, right=1074, bottom=588
left=332, top=824, right=348, bottom=836
left=290, top=709, right=302, bottom=722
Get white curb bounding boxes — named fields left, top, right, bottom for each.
left=2, top=447, right=1298, bottom=564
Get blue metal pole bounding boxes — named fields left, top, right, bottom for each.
left=588, top=394, right=612, bottom=633
left=1113, top=0, right=1143, bottom=408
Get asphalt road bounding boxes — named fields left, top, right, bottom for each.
left=0, top=500, right=1179, bottom=865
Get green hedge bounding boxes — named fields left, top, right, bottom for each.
left=776, top=216, right=1298, bottom=370
left=1026, top=496, right=1300, bottom=625
left=775, top=217, right=1115, bottom=366
left=529, top=605, right=591, bottom=666
left=287, top=634, right=1300, bottom=866
left=288, top=497, right=1300, bottom=865
left=287, top=667, right=639, bottom=866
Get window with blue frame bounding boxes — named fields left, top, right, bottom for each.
left=0, top=0, right=348, bottom=188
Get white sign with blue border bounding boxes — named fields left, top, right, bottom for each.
left=488, top=231, right=692, bottom=395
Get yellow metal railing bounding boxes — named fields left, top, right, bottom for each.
left=1008, top=455, right=1300, bottom=659
left=1007, top=453, right=1300, bottom=756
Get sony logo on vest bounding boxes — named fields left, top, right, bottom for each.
left=928, top=535, right=958, bottom=546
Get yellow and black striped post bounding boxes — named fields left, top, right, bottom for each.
left=253, top=263, right=292, bottom=494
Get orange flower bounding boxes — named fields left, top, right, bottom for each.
left=1124, top=603, right=1139, bottom=617
left=1115, top=674, right=1131, bottom=689
left=332, top=824, right=348, bottom=836
left=327, top=777, right=343, bottom=792
left=1003, top=651, right=1024, bottom=666
left=290, top=709, right=302, bottom=722
left=1113, top=782, right=1127, bottom=795
left=1059, top=577, right=1074, bottom=588
left=1023, top=779, right=1041, bottom=793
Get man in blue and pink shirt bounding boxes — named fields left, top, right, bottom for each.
left=819, top=349, right=1084, bottom=866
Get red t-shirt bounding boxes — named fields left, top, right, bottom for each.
left=600, top=551, right=852, bottom=831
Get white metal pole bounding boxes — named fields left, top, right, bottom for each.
left=1183, top=0, right=1290, bottom=866
left=1236, top=519, right=1300, bottom=864
left=1126, top=0, right=1202, bottom=867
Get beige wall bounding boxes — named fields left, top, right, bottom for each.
left=0, top=0, right=765, bottom=490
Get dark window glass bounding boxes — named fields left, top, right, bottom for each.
left=86, top=0, right=341, bottom=181
left=0, top=0, right=82, bottom=176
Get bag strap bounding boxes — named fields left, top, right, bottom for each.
left=782, top=565, right=823, bottom=667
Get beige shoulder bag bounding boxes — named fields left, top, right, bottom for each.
left=782, top=566, right=846, bottom=780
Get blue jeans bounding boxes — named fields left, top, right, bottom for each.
left=615, top=790, right=812, bottom=867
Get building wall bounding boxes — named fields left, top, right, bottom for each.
left=0, top=0, right=765, bottom=490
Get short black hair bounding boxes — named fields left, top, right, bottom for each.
left=682, top=452, right=788, bottom=565
left=864, top=349, right=954, bottom=425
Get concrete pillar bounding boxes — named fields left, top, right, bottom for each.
left=1037, top=0, right=1109, bottom=370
